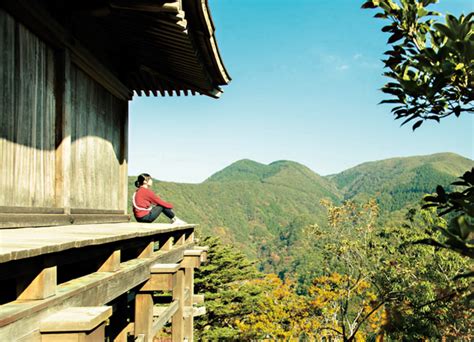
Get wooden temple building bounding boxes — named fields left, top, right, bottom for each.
left=0, top=0, right=230, bottom=340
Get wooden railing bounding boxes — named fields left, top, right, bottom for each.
left=0, top=222, right=208, bottom=341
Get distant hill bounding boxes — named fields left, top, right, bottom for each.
left=129, top=159, right=341, bottom=258
left=129, top=152, right=473, bottom=257
left=328, top=152, right=473, bottom=212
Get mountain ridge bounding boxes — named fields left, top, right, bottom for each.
left=129, top=152, right=473, bottom=257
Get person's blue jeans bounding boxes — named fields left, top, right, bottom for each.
left=136, top=206, right=175, bottom=223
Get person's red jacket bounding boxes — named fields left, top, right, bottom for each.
left=133, top=187, right=173, bottom=218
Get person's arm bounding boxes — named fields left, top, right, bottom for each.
left=145, top=189, right=173, bottom=209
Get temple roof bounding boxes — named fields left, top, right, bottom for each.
left=33, top=0, right=231, bottom=98
left=102, top=0, right=231, bottom=98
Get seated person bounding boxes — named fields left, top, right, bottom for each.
left=132, top=173, right=186, bottom=224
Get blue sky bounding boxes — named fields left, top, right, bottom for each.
left=129, top=0, right=473, bottom=183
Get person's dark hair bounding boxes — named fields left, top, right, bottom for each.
left=135, top=173, right=151, bottom=188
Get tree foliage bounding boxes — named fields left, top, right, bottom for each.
left=421, top=168, right=474, bottom=260
left=362, top=0, right=474, bottom=272
left=362, top=0, right=474, bottom=129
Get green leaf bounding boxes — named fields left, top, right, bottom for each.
left=412, top=120, right=423, bottom=130
left=361, top=1, right=377, bottom=9
left=388, top=31, right=404, bottom=44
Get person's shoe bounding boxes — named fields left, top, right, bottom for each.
left=171, top=217, right=187, bottom=225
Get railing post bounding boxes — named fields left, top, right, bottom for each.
left=172, top=269, right=184, bottom=342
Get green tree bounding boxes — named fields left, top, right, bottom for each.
left=194, top=236, right=261, bottom=340
left=378, top=207, right=472, bottom=339
left=311, top=200, right=472, bottom=339
left=362, top=0, right=474, bottom=261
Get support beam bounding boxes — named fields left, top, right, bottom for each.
left=160, top=236, right=173, bottom=252
left=98, top=250, right=121, bottom=272
left=175, top=233, right=185, bottom=246
left=138, top=241, right=154, bottom=258
left=17, top=266, right=57, bottom=300
left=140, top=263, right=180, bottom=292
left=194, top=246, right=209, bottom=263
left=181, top=250, right=203, bottom=269
left=185, top=231, right=194, bottom=244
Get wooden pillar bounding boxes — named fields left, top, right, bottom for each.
left=17, top=266, right=57, bottom=300
left=179, top=250, right=204, bottom=342
left=119, top=104, right=128, bottom=215
left=183, top=267, right=194, bottom=341
left=137, top=263, right=180, bottom=341
left=172, top=269, right=184, bottom=342
left=54, top=49, right=71, bottom=214
left=134, top=293, right=153, bottom=341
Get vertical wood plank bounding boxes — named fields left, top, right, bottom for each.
left=134, top=293, right=153, bottom=342
left=55, top=49, right=71, bottom=213
left=172, top=270, right=184, bottom=342
left=184, top=268, right=194, bottom=341
left=0, top=10, right=56, bottom=208
left=70, top=65, right=123, bottom=210
left=119, top=105, right=129, bottom=214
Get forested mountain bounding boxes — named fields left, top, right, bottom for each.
left=129, top=152, right=472, bottom=257
left=329, top=152, right=473, bottom=212
left=129, top=159, right=341, bottom=258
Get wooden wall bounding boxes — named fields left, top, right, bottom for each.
left=0, top=7, right=130, bottom=227
left=0, top=10, right=57, bottom=208
left=70, top=66, right=125, bottom=210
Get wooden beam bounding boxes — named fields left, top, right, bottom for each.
left=180, top=250, right=203, bottom=269
left=140, top=263, right=180, bottom=292
left=16, top=266, right=56, bottom=300
left=193, top=295, right=204, bottom=305
left=110, top=1, right=181, bottom=13
left=40, top=306, right=112, bottom=332
left=114, top=322, right=134, bottom=342
left=70, top=209, right=125, bottom=215
left=138, top=241, right=154, bottom=259
left=151, top=301, right=179, bottom=336
left=175, top=233, right=186, bottom=246
left=0, top=207, right=64, bottom=214
left=0, top=214, right=72, bottom=229
left=70, top=214, right=130, bottom=225
left=98, top=250, right=121, bottom=272
left=0, top=243, right=194, bottom=339
left=160, top=236, right=173, bottom=252
left=185, top=231, right=194, bottom=244
left=0, top=214, right=130, bottom=229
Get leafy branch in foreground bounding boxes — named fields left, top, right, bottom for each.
left=421, top=168, right=474, bottom=259
left=362, top=0, right=474, bottom=130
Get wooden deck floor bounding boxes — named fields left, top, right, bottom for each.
left=0, top=222, right=195, bottom=263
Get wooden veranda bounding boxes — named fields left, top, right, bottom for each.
left=0, top=222, right=208, bottom=341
